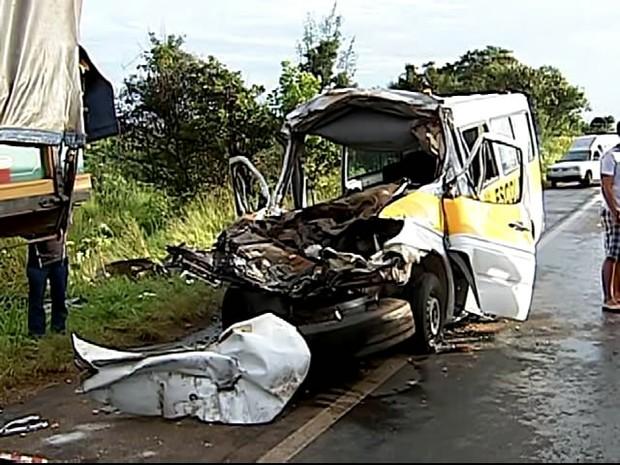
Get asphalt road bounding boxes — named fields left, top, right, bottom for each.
left=296, top=186, right=610, bottom=462
left=542, top=185, right=599, bottom=231
left=0, top=185, right=604, bottom=463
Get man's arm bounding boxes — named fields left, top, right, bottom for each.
left=601, top=152, right=619, bottom=220
left=602, top=174, right=618, bottom=217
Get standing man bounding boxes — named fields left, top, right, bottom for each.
left=27, top=232, right=69, bottom=337
left=600, top=122, right=620, bottom=311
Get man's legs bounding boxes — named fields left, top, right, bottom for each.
left=27, top=266, right=48, bottom=337
left=601, top=207, right=618, bottom=306
left=613, top=257, right=620, bottom=302
left=603, top=257, right=615, bottom=302
left=49, top=259, right=68, bottom=333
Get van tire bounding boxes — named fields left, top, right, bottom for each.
left=550, top=180, right=557, bottom=189
left=221, top=286, right=253, bottom=329
left=221, top=286, right=415, bottom=359
left=581, top=171, right=592, bottom=187
left=221, top=286, right=288, bottom=329
left=410, top=272, right=446, bottom=353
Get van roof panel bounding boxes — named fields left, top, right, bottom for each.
left=442, top=93, right=530, bottom=127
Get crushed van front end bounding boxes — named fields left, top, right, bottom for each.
left=166, top=182, right=439, bottom=357
left=168, top=88, right=455, bottom=356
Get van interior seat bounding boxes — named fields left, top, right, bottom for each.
left=382, top=150, right=437, bottom=185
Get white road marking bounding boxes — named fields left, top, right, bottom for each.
left=257, top=357, right=408, bottom=463
left=538, top=193, right=599, bottom=251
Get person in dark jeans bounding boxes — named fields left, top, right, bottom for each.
left=27, top=234, right=69, bottom=337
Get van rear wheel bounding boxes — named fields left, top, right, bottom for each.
left=410, top=272, right=446, bottom=353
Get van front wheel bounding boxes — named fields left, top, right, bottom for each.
left=581, top=171, right=592, bottom=187
left=410, top=272, right=446, bottom=353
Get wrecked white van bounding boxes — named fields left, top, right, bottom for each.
left=169, top=89, right=545, bottom=355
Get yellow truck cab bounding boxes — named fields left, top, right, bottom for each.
left=0, top=0, right=118, bottom=238
left=169, top=88, right=545, bottom=355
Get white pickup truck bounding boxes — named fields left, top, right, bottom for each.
left=547, top=134, right=620, bottom=188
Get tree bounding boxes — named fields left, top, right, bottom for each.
left=268, top=60, right=322, bottom=119
left=391, top=46, right=589, bottom=139
left=263, top=3, right=358, bottom=189
left=586, top=115, right=615, bottom=134
left=297, top=2, right=357, bottom=90
left=116, top=34, right=277, bottom=198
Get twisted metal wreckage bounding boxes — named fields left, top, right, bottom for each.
left=166, top=89, right=445, bottom=305
left=167, top=181, right=416, bottom=298
left=72, top=313, right=311, bottom=425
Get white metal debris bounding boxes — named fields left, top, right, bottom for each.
left=0, top=415, right=49, bottom=437
left=72, top=313, right=311, bottom=425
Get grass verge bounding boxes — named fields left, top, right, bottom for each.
left=0, top=274, right=223, bottom=404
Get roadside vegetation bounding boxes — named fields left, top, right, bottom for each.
left=0, top=2, right=601, bottom=400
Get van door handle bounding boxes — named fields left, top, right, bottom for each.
left=508, top=221, right=530, bottom=232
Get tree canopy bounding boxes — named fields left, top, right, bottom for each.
left=391, top=46, right=589, bottom=139
left=116, top=34, right=276, bottom=197
left=586, top=115, right=616, bottom=134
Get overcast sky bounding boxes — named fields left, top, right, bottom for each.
left=81, top=0, right=619, bottom=118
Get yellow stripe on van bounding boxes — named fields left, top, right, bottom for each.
left=443, top=198, right=532, bottom=247
left=380, top=187, right=533, bottom=247
left=379, top=191, right=443, bottom=230
left=529, top=159, right=543, bottom=194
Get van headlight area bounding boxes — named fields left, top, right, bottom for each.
left=547, top=166, right=582, bottom=177
left=546, top=163, right=596, bottom=188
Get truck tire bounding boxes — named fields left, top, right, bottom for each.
left=410, top=272, right=446, bottom=353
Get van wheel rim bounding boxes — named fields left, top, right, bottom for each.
left=427, top=296, right=441, bottom=336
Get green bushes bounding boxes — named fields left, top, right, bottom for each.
left=540, top=135, right=574, bottom=183
left=0, top=168, right=233, bottom=399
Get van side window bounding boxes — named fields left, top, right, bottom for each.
left=482, top=143, right=500, bottom=183
left=485, top=142, right=522, bottom=204
left=461, top=124, right=488, bottom=152
left=473, top=140, right=523, bottom=205
left=489, top=116, right=514, bottom=138
left=469, top=141, right=500, bottom=189
left=497, top=141, right=520, bottom=174
left=510, top=113, right=535, bottom=162
left=490, top=115, right=524, bottom=174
